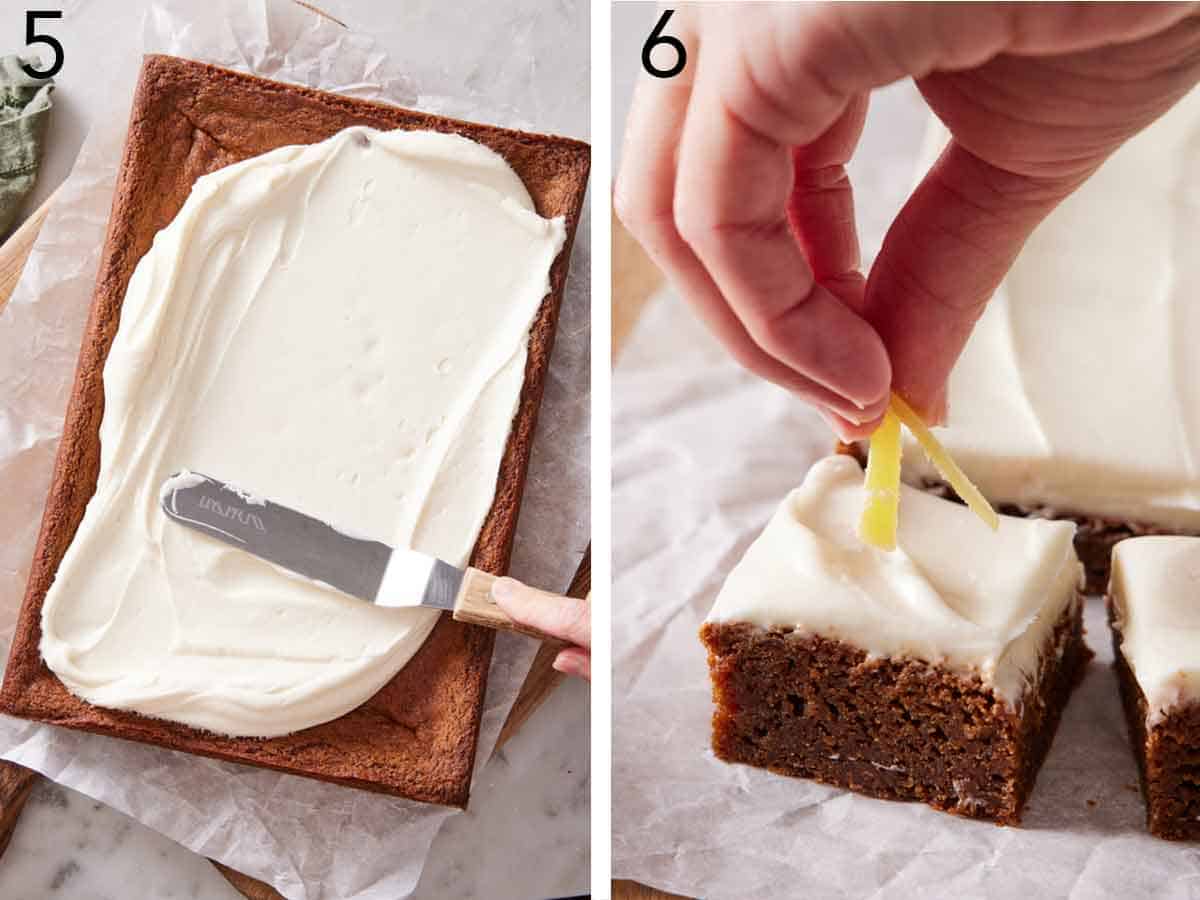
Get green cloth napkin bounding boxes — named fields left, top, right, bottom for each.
left=0, top=55, right=53, bottom=237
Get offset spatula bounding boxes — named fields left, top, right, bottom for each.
left=159, top=471, right=564, bottom=642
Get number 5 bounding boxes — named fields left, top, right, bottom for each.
left=21, top=11, right=65, bottom=80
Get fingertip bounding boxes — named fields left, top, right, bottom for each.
left=927, top=386, right=949, bottom=426
left=852, top=392, right=890, bottom=424
left=822, top=408, right=881, bottom=443
left=810, top=288, right=893, bottom=413
left=756, top=286, right=893, bottom=414
left=553, top=648, right=591, bottom=681
left=893, top=383, right=948, bottom=427
left=845, top=332, right=893, bottom=414
left=824, top=382, right=890, bottom=432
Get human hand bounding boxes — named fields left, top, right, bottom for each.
left=492, top=577, right=591, bottom=680
left=616, top=2, right=1200, bottom=438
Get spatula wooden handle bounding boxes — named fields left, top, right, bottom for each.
left=452, top=568, right=568, bottom=642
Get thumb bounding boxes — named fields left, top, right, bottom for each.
left=491, top=577, right=591, bottom=649
left=864, top=140, right=1082, bottom=422
left=553, top=647, right=591, bottom=682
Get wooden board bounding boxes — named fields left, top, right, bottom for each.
left=612, top=208, right=664, bottom=361
left=613, top=880, right=691, bottom=900
left=213, top=863, right=286, bottom=900
left=0, top=196, right=53, bottom=295
left=0, top=761, right=37, bottom=859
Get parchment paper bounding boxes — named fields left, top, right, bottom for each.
left=612, top=86, right=1200, bottom=899
left=0, top=2, right=589, bottom=899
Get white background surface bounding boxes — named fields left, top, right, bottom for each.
left=0, top=2, right=589, bottom=898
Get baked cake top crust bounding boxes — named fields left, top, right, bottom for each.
left=1111, top=536, right=1200, bottom=723
left=707, top=455, right=1082, bottom=704
left=901, top=86, right=1200, bottom=531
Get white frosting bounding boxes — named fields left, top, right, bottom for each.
left=905, top=87, right=1200, bottom=530
left=40, top=127, right=566, bottom=737
left=1110, top=537, right=1200, bottom=723
left=707, top=456, right=1083, bottom=705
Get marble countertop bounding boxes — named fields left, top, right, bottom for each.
left=0, top=1, right=589, bottom=898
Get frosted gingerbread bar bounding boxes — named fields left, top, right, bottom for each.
left=701, top=455, right=1090, bottom=824
left=1110, top=537, right=1200, bottom=840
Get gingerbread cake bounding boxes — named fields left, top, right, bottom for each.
left=897, top=86, right=1200, bottom=592
left=0, top=54, right=589, bottom=808
left=1109, top=537, right=1200, bottom=840
left=701, top=455, right=1090, bottom=824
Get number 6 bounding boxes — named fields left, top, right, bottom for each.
left=642, top=9, right=687, bottom=80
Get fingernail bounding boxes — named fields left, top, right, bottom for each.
left=490, top=577, right=519, bottom=603
left=552, top=653, right=578, bottom=677
left=840, top=407, right=865, bottom=426
left=820, top=409, right=856, bottom=443
left=841, top=396, right=888, bottom=430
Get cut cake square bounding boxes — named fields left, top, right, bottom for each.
left=701, top=455, right=1090, bottom=824
left=1109, top=536, right=1200, bottom=840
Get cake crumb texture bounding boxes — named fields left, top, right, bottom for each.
left=1110, top=600, right=1200, bottom=840
left=701, top=600, right=1090, bottom=825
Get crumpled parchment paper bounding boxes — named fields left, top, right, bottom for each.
left=0, top=2, right=589, bottom=899
left=612, top=84, right=1198, bottom=899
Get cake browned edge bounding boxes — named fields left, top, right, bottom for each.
left=700, top=597, right=1090, bottom=825
left=1108, top=598, right=1200, bottom=840
left=0, top=54, right=591, bottom=809
left=837, top=441, right=1175, bottom=594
